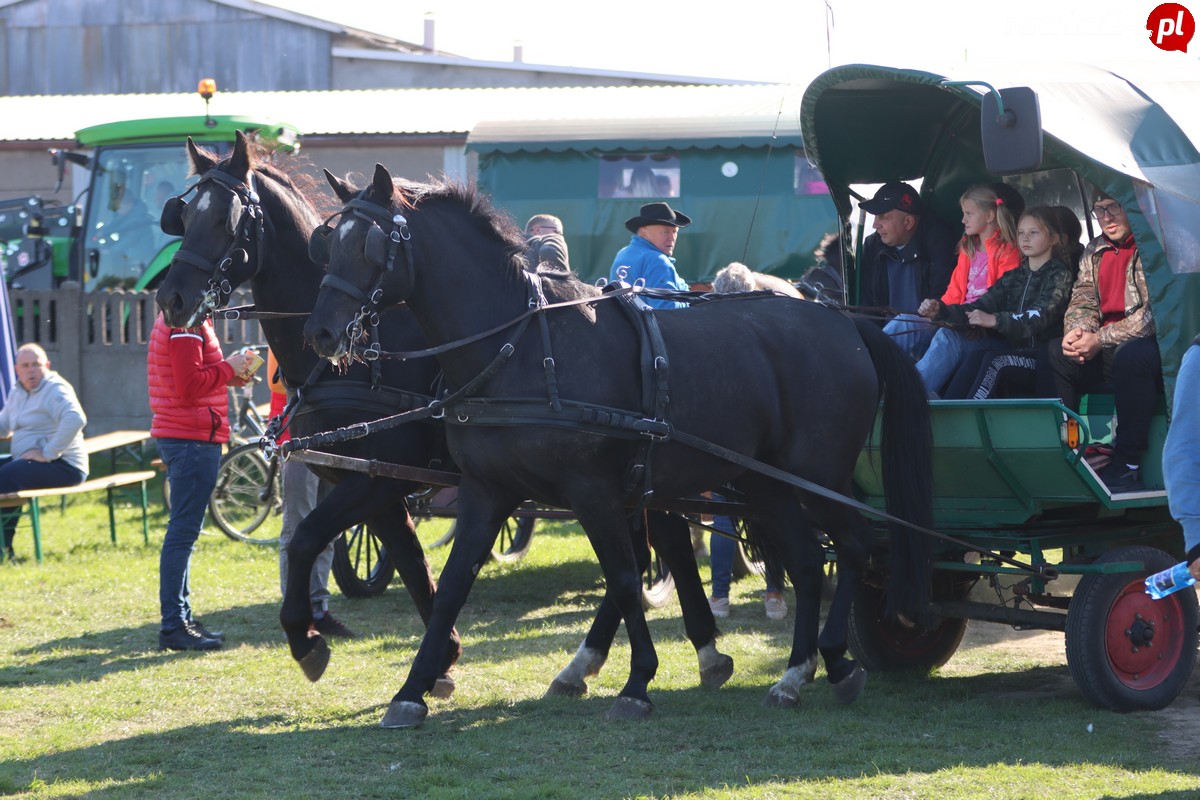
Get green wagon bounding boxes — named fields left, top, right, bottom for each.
left=801, top=62, right=1200, bottom=712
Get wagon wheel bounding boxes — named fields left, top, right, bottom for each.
left=730, top=520, right=765, bottom=580
left=847, top=572, right=970, bottom=672
left=331, top=524, right=396, bottom=598
left=491, top=515, right=536, bottom=563
left=1065, top=545, right=1198, bottom=712
left=422, top=511, right=537, bottom=563
left=642, top=550, right=676, bottom=610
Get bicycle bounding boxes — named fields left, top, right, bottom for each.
left=208, top=364, right=284, bottom=545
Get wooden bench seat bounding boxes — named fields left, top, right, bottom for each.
left=0, top=470, right=157, bottom=564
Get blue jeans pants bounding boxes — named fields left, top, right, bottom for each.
left=709, top=512, right=780, bottom=598
left=917, top=329, right=1004, bottom=397
left=157, top=438, right=220, bottom=631
left=0, top=457, right=86, bottom=551
left=883, top=314, right=936, bottom=360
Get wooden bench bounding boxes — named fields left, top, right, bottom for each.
left=0, top=430, right=157, bottom=564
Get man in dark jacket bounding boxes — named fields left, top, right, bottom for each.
left=857, top=182, right=959, bottom=357
left=524, top=214, right=569, bottom=272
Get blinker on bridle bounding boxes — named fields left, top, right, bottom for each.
left=310, top=192, right=414, bottom=361
left=160, top=167, right=265, bottom=326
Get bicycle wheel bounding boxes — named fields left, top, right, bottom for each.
left=209, top=442, right=281, bottom=545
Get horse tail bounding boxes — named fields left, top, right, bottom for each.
left=852, top=316, right=933, bottom=620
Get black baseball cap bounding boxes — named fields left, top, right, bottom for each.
left=859, top=182, right=923, bottom=215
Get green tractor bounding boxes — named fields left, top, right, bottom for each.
left=2, top=80, right=300, bottom=292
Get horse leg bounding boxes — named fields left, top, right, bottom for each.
left=809, top=499, right=872, bottom=704
left=569, top=493, right=659, bottom=721
left=382, top=480, right=519, bottom=729
left=546, top=522, right=651, bottom=697
left=645, top=511, right=731, bottom=689
left=281, top=475, right=402, bottom=680
left=737, top=483, right=825, bottom=708
left=372, top=501, right=462, bottom=698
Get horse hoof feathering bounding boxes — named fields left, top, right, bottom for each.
left=380, top=700, right=428, bottom=729
left=605, top=696, right=654, bottom=721
left=297, top=636, right=331, bottom=683
left=697, top=643, right=734, bottom=689
left=430, top=675, right=456, bottom=699
left=830, top=664, right=867, bottom=704
left=763, top=660, right=818, bottom=708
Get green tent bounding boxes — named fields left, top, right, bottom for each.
left=467, top=87, right=840, bottom=285
left=800, top=62, right=1200, bottom=401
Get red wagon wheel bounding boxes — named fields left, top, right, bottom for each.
left=1066, top=545, right=1199, bottom=712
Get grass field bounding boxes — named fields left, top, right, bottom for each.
left=2, top=491, right=1200, bottom=799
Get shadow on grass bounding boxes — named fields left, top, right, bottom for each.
left=3, top=672, right=1200, bottom=799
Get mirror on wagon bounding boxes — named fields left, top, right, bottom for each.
left=981, top=86, right=1043, bottom=174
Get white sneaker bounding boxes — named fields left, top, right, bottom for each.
left=708, top=596, right=730, bottom=618
left=764, top=593, right=787, bottom=620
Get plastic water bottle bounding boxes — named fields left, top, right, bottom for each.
left=1144, top=562, right=1196, bottom=599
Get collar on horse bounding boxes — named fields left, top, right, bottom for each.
left=161, top=168, right=266, bottom=327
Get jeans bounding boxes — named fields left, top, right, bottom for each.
left=709, top=507, right=780, bottom=598
left=0, top=458, right=86, bottom=551
left=883, top=314, right=936, bottom=360
left=278, top=458, right=333, bottom=614
left=917, top=329, right=1003, bottom=397
left=157, top=437, right=221, bottom=631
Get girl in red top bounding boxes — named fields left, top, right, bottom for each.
left=914, top=184, right=1023, bottom=396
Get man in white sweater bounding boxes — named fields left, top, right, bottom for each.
left=0, top=343, right=88, bottom=560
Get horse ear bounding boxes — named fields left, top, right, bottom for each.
left=371, top=163, right=393, bottom=200
left=324, top=168, right=357, bottom=203
left=186, top=136, right=218, bottom=176
left=229, top=130, right=252, bottom=180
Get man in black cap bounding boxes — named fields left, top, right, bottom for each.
left=857, top=182, right=959, bottom=357
left=609, top=202, right=692, bottom=310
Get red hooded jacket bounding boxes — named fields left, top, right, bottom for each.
left=148, top=315, right=233, bottom=442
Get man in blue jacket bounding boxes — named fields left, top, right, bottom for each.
left=609, top=202, right=692, bottom=310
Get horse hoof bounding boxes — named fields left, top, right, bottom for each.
left=297, top=636, right=330, bottom=683
left=700, top=654, right=734, bottom=689
left=605, top=696, right=653, bottom=721
left=762, top=687, right=800, bottom=709
left=544, top=678, right=587, bottom=698
left=380, top=700, right=427, bottom=729
left=830, top=665, right=867, bottom=704
left=430, top=676, right=456, bottom=699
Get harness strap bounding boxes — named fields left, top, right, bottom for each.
left=216, top=304, right=310, bottom=321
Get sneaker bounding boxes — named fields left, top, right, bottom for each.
left=708, top=596, right=730, bottom=618
left=313, top=613, right=357, bottom=639
left=159, top=625, right=222, bottom=651
left=764, top=593, right=788, bottom=620
left=187, top=619, right=225, bottom=643
left=1099, top=462, right=1143, bottom=494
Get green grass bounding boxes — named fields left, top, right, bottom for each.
left=1, top=493, right=1199, bottom=799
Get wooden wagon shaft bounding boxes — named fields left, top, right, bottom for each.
left=286, top=448, right=750, bottom=519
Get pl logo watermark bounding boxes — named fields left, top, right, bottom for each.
left=1147, top=3, right=1195, bottom=52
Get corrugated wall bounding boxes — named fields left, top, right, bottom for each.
left=2, top=0, right=332, bottom=95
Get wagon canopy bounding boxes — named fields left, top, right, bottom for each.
left=800, top=62, right=1200, bottom=395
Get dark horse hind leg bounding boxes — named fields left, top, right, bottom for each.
left=548, top=510, right=730, bottom=697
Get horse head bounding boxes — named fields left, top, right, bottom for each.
left=154, top=131, right=271, bottom=327
left=305, top=163, right=416, bottom=360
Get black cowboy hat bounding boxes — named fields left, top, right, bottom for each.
left=625, top=202, right=691, bottom=233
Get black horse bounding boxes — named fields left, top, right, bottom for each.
left=155, top=134, right=459, bottom=690
left=303, top=164, right=935, bottom=728
left=154, top=134, right=733, bottom=700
